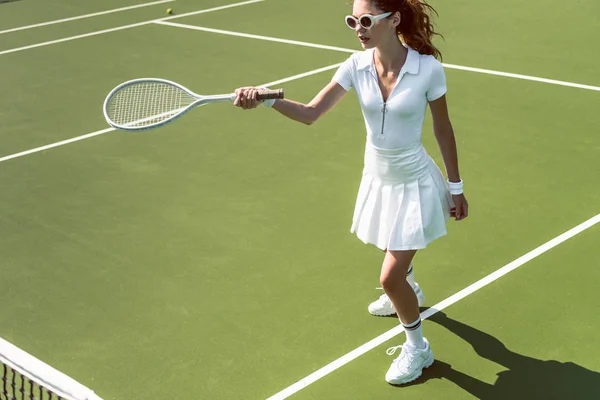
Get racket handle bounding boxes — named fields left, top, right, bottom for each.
left=257, top=88, right=284, bottom=100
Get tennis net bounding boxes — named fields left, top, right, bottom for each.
left=0, top=337, right=102, bottom=400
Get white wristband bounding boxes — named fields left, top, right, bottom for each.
left=262, top=99, right=276, bottom=108
left=448, top=179, right=464, bottom=195
left=259, top=87, right=276, bottom=108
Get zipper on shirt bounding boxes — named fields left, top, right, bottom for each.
left=380, top=102, right=387, bottom=136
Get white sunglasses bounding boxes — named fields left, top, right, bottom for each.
left=344, top=12, right=392, bottom=30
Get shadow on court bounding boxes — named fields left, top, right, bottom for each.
left=404, top=310, right=600, bottom=399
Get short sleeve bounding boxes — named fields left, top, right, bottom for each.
left=332, top=55, right=355, bottom=91
left=426, top=59, right=447, bottom=102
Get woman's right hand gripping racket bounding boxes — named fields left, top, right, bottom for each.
left=103, top=78, right=284, bottom=132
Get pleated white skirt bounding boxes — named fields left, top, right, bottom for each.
left=350, top=142, right=454, bottom=251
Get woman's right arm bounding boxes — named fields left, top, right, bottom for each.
left=233, top=81, right=348, bottom=125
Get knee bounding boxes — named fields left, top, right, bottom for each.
left=380, top=261, right=410, bottom=292
left=380, top=270, right=400, bottom=292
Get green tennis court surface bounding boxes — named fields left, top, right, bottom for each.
left=1, top=0, right=599, bottom=399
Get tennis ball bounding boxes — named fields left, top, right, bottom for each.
left=166, top=8, right=173, bottom=15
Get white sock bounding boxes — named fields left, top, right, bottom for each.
left=406, top=264, right=416, bottom=289
left=402, top=318, right=425, bottom=349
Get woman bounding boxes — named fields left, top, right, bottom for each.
left=233, top=0, right=468, bottom=385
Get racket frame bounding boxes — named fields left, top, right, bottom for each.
left=103, top=78, right=282, bottom=132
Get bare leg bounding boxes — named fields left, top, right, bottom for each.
left=382, top=250, right=435, bottom=384
left=380, top=250, right=419, bottom=325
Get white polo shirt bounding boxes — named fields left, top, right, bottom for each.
left=332, top=46, right=447, bottom=149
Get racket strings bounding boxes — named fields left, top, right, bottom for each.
left=107, top=82, right=195, bottom=128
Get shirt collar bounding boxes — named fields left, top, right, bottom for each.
left=356, top=45, right=420, bottom=75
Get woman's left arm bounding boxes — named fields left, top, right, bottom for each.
left=429, top=95, right=469, bottom=220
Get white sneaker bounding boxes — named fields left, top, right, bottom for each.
left=368, top=283, right=425, bottom=316
left=385, top=338, right=434, bottom=385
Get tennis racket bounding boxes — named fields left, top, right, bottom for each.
left=103, top=78, right=284, bottom=132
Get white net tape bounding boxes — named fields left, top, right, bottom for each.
left=1, top=338, right=102, bottom=400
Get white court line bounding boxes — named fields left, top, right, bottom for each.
left=0, top=108, right=181, bottom=162
left=154, top=21, right=357, bottom=54
left=0, top=0, right=175, bottom=35
left=267, top=213, right=600, bottom=400
left=0, top=0, right=264, bottom=56
left=156, top=21, right=600, bottom=93
left=261, top=63, right=342, bottom=87
left=0, top=62, right=342, bottom=163
left=443, top=63, right=600, bottom=92
left=0, top=128, right=115, bottom=163
left=0, top=21, right=153, bottom=56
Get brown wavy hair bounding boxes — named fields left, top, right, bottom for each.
left=370, top=0, right=443, bottom=60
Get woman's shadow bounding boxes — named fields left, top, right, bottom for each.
left=407, top=310, right=600, bottom=399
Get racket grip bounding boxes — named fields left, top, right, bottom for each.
left=257, top=88, right=284, bottom=100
